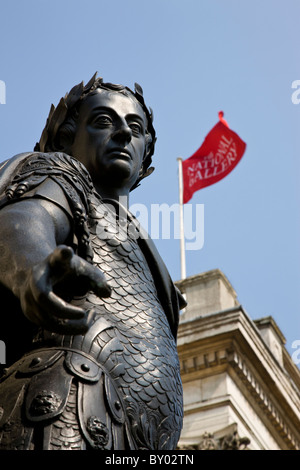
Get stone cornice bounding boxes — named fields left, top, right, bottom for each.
left=177, top=307, right=300, bottom=450
left=178, top=306, right=300, bottom=415
left=254, top=316, right=286, bottom=345
left=176, top=269, right=238, bottom=300
left=227, top=349, right=300, bottom=450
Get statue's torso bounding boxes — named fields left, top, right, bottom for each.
left=0, top=153, right=183, bottom=450
left=38, top=194, right=182, bottom=448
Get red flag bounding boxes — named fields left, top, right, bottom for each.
left=182, top=112, right=246, bottom=203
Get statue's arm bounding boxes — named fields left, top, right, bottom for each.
left=0, top=190, right=110, bottom=334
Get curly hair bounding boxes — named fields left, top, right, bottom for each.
left=34, top=73, right=156, bottom=190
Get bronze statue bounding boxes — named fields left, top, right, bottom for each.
left=0, top=74, right=185, bottom=450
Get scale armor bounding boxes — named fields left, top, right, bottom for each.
left=0, top=152, right=183, bottom=450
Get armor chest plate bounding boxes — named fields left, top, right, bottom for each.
left=48, top=197, right=183, bottom=433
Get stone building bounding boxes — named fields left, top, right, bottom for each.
left=175, top=269, right=300, bottom=450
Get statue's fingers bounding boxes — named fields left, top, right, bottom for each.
left=22, top=282, right=91, bottom=334
left=34, top=286, right=87, bottom=320
left=35, top=303, right=92, bottom=335
left=48, top=246, right=111, bottom=298
left=30, top=267, right=86, bottom=320
left=48, top=245, right=74, bottom=273
left=71, top=257, right=112, bottom=298
left=86, top=267, right=112, bottom=297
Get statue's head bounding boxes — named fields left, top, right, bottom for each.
left=35, top=73, right=156, bottom=191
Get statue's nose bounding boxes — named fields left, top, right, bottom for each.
left=113, top=124, right=132, bottom=145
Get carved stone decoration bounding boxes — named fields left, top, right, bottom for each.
left=219, top=430, right=250, bottom=450
left=178, top=429, right=251, bottom=450
left=197, top=432, right=219, bottom=450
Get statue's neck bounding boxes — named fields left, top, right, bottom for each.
left=94, top=184, right=130, bottom=209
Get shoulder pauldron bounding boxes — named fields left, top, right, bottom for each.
left=0, top=152, right=96, bottom=262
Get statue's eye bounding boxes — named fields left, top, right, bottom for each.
left=91, top=115, right=112, bottom=127
left=129, top=122, right=142, bottom=136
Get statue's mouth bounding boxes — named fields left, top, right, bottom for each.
left=108, top=148, right=131, bottom=160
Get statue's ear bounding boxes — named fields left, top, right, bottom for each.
left=138, top=165, right=155, bottom=182
left=54, top=124, right=75, bottom=154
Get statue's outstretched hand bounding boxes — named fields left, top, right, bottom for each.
left=19, top=245, right=111, bottom=334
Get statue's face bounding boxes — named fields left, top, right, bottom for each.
left=70, top=89, right=147, bottom=193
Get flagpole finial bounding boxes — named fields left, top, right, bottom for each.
left=218, top=111, right=229, bottom=128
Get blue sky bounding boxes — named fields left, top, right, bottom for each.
left=0, top=0, right=299, bottom=359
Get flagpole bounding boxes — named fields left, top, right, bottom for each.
left=177, top=157, right=186, bottom=280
